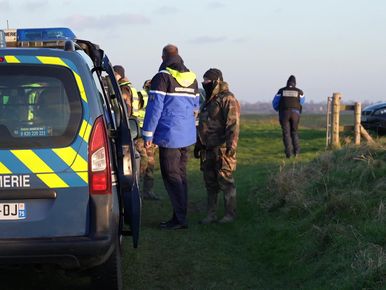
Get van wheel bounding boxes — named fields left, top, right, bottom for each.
left=91, top=239, right=123, bottom=290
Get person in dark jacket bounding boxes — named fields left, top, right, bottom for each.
left=113, top=65, right=133, bottom=116
left=142, top=44, right=200, bottom=230
left=195, top=68, right=240, bottom=224
left=272, top=75, right=305, bottom=158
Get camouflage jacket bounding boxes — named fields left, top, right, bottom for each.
left=198, top=82, right=240, bottom=150
left=118, top=77, right=133, bottom=116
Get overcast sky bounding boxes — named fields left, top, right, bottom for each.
left=2, top=0, right=386, bottom=103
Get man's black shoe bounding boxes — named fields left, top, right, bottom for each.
left=143, top=192, right=160, bottom=201
left=160, top=222, right=188, bottom=230
left=159, top=220, right=174, bottom=228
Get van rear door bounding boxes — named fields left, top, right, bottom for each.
left=0, top=57, right=90, bottom=238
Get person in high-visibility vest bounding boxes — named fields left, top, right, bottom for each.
left=113, top=65, right=133, bottom=116
left=135, top=80, right=159, bottom=200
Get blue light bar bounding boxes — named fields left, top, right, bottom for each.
left=17, top=28, right=76, bottom=42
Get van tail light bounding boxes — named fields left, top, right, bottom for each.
left=88, top=116, right=111, bottom=195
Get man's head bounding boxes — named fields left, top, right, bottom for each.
left=113, top=65, right=125, bottom=81
left=162, top=44, right=179, bottom=61
left=287, top=75, right=296, bottom=87
left=203, top=68, right=223, bottom=82
left=202, top=68, right=223, bottom=99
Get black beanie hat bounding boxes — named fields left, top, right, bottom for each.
left=113, top=65, right=125, bottom=78
left=287, top=75, right=296, bottom=87
left=203, top=68, right=223, bottom=81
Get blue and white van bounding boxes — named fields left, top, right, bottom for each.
left=0, top=28, right=141, bottom=290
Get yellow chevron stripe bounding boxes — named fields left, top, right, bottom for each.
left=77, top=172, right=88, bottom=183
left=73, top=72, right=88, bottom=103
left=52, top=147, right=77, bottom=167
left=78, top=120, right=87, bottom=137
left=53, top=146, right=88, bottom=182
left=53, top=147, right=88, bottom=172
left=78, top=120, right=92, bottom=142
left=71, top=154, right=88, bottom=172
left=37, top=173, right=69, bottom=188
left=37, top=56, right=87, bottom=103
left=11, top=150, right=68, bottom=188
left=37, top=56, right=69, bottom=67
left=11, top=150, right=54, bottom=173
left=84, top=122, right=92, bottom=141
left=0, top=162, right=12, bottom=174
left=5, top=55, right=20, bottom=63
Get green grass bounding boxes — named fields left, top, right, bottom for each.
left=4, top=114, right=386, bottom=290
left=123, top=114, right=328, bottom=290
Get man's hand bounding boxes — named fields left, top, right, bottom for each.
left=193, top=144, right=201, bottom=159
left=145, top=140, right=153, bottom=149
left=225, top=147, right=235, bottom=157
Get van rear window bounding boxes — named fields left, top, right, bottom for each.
left=0, top=65, right=82, bottom=149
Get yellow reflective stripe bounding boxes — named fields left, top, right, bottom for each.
left=11, top=150, right=68, bottom=188
left=73, top=72, right=88, bottom=103
left=37, top=56, right=88, bottom=103
left=78, top=120, right=87, bottom=137
left=0, top=162, right=12, bottom=174
left=84, top=123, right=92, bottom=141
left=5, top=55, right=20, bottom=63
left=37, top=56, right=68, bottom=67
left=53, top=147, right=88, bottom=171
left=78, top=120, right=92, bottom=142
left=77, top=172, right=88, bottom=183
left=37, top=173, right=69, bottom=188
left=71, top=154, right=88, bottom=172
left=52, top=147, right=77, bottom=166
left=11, top=150, right=54, bottom=173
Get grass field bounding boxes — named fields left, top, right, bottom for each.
left=122, top=114, right=328, bottom=290
left=3, top=114, right=386, bottom=290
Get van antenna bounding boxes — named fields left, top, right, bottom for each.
left=6, top=20, right=9, bottom=29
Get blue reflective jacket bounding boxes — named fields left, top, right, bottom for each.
left=142, top=64, right=199, bottom=148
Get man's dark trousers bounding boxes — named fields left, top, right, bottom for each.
left=159, top=147, right=189, bottom=226
left=279, top=109, right=300, bottom=158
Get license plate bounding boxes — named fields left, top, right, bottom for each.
left=0, top=203, right=26, bottom=220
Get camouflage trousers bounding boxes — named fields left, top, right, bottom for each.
left=200, top=147, right=237, bottom=218
left=135, top=138, right=156, bottom=194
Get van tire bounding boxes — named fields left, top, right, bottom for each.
left=90, top=239, right=123, bottom=290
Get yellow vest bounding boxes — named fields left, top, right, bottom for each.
left=135, top=90, right=149, bottom=127
left=119, top=81, right=148, bottom=127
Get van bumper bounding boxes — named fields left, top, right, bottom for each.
left=0, top=234, right=117, bottom=269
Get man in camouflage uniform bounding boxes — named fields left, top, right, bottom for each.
left=195, top=68, right=240, bottom=224
left=113, top=65, right=133, bottom=116
left=136, top=80, right=159, bottom=200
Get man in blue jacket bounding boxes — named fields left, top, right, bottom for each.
left=272, top=75, right=305, bottom=158
left=142, top=44, right=199, bottom=229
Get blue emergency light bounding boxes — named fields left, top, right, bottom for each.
left=17, top=28, right=76, bottom=42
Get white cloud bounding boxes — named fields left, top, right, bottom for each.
left=0, top=0, right=11, bottom=11
left=155, top=5, right=179, bottom=15
left=61, top=13, right=150, bottom=31
left=208, top=1, right=226, bottom=9
left=190, top=35, right=227, bottom=44
left=20, top=1, right=47, bottom=11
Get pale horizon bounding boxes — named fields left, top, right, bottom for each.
left=2, top=0, right=386, bottom=103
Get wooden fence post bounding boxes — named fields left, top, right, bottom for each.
left=326, top=97, right=332, bottom=148
left=354, top=102, right=361, bottom=145
left=332, top=93, right=341, bottom=148
left=361, top=125, right=375, bottom=144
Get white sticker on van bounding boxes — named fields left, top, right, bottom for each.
left=14, top=127, right=52, bottom=137
left=0, top=175, right=30, bottom=188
